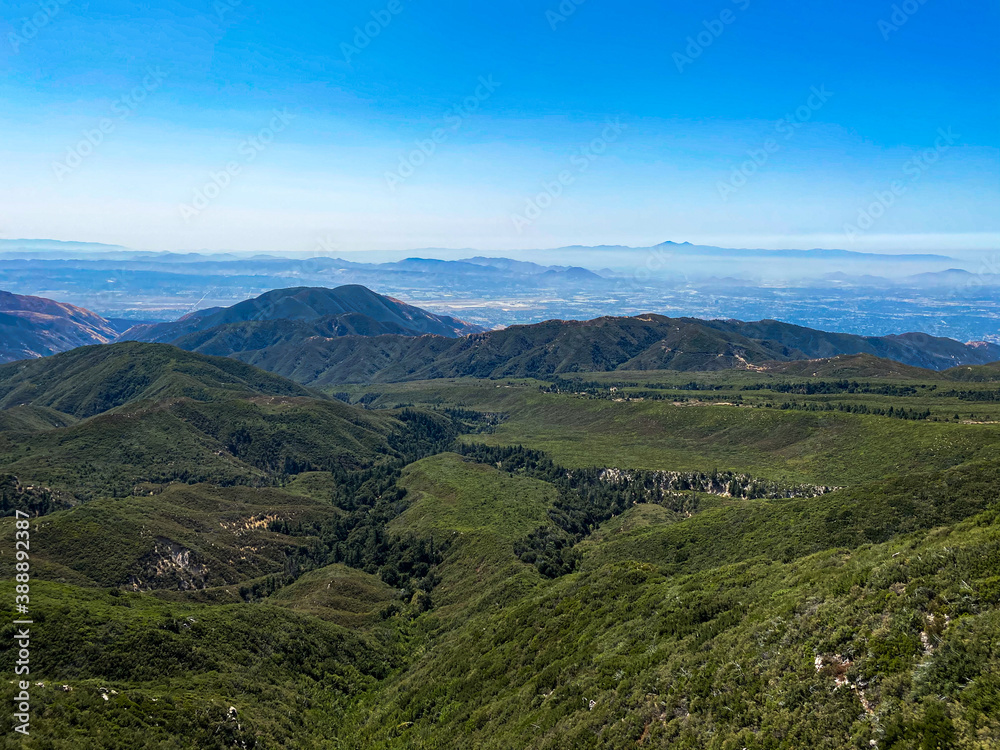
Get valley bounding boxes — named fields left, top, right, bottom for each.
left=0, top=330, right=997, bottom=748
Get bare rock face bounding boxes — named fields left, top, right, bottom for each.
left=0, top=290, right=117, bottom=363
left=131, top=538, right=210, bottom=591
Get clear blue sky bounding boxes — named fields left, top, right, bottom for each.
left=1, top=0, right=998, bottom=255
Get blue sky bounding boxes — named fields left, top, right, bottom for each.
left=1, top=0, right=998, bottom=255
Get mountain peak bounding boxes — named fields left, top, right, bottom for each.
left=119, top=285, right=483, bottom=345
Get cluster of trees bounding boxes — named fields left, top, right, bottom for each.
left=539, top=380, right=690, bottom=403
left=539, top=378, right=628, bottom=397
left=222, top=424, right=321, bottom=474
left=539, top=377, right=934, bottom=406
left=513, top=527, right=580, bottom=578
left=742, top=380, right=923, bottom=396
left=774, top=401, right=931, bottom=420
left=0, top=474, right=68, bottom=516
left=458, top=443, right=629, bottom=575
left=658, top=381, right=729, bottom=392
left=600, top=467, right=835, bottom=501
left=538, top=376, right=640, bottom=393
left=943, top=388, right=1000, bottom=402
left=630, top=391, right=716, bottom=402
left=239, top=572, right=294, bottom=603
left=253, top=410, right=460, bottom=601
left=441, top=407, right=506, bottom=434
left=357, top=392, right=382, bottom=406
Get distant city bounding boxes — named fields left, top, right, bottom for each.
left=1, top=238, right=997, bottom=344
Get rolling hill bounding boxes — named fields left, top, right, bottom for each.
left=119, top=285, right=483, bottom=344
left=760, top=353, right=944, bottom=379
left=0, top=290, right=118, bottom=363
left=944, top=360, right=1000, bottom=382
left=0, top=341, right=439, bottom=500
left=0, top=341, right=317, bottom=417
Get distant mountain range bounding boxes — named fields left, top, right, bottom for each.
left=0, top=238, right=955, bottom=263
left=822, top=268, right=1000, bottom=288
left=532, top=240, right=954, bottom=263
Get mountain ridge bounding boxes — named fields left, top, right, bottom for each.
left=191, top=311, right=1000, bottom=385
left=0, top=290, right=118, bottom=363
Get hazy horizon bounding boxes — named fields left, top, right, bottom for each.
left=1, top=233, right=998, bottom=260
left=3, top=1, right=998, bottom=258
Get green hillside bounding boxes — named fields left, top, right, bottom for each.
left=0, top=405, right=77, bottom=432
left=327, top=376, right=1000, bottom=485
left=26, top=482, right=353, bottom=590
left=762, top=353, right=944, bottom=380
left=189, top=314, right=1000, bottom=385
left=267, top=563, right=399, bottom=628
left=328, top=453, right=1000, bottom=749
left=0, top=341, right=316, bottom=417
left=944, top=361, right=1000, bottom=382
left=0, top=394, right=409, bottom=501
left=1, top=348, right=998, bottom=748
left=170, top=314, right=420, bottom=357
left=0, top=342, right=420, bottom=501
left=0, top=580, right=405, bottom=747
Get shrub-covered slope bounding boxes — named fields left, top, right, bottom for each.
left=1, top=356, right=998, bottom=748
left=217, top=315, right=1000, bottom=385
left=0, top=341, right=317, bottom=417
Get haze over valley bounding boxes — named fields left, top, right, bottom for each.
left=2, top=238, right=998, bottom=345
